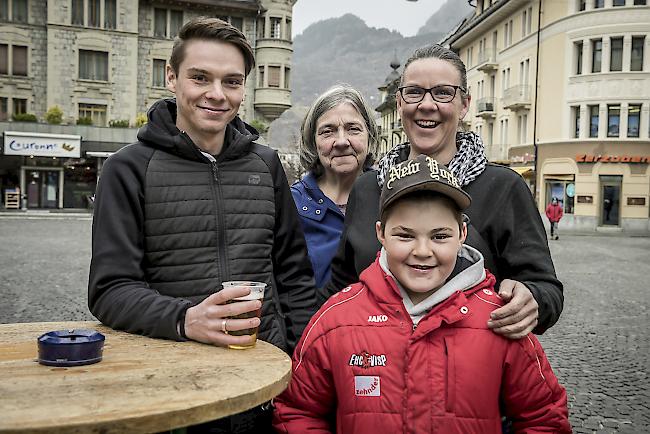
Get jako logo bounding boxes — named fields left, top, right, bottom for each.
left=368, top=315, right=388, bottom=323
left=248, top=174, right=261, bottom=185
left=349, top=351, right=387, bottom=368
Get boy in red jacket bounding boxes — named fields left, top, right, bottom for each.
left=545, top=197, right=564, bottom=240
left=273, top=155, right=571, bottom=434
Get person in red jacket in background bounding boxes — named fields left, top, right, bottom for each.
left=545, top=197, right=564, bottom=240
left=273, top=155, right=571, bottom=434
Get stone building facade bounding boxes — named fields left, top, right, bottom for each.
left=0, top=0, right=296, bottom=209
left=445, top=0, right=650, bottom=233
left=374, top=0, right=650, bottom=233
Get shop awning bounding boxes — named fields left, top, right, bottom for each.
left=510, top=166, right=534, bottom=176
left=86, top=151, right=114, bottom=158
left=544, top=174, right=575, bottom=181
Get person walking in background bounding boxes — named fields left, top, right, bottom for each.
left=325, top=43, right=563, bottom=339
left=273, top=156, right=571, bottom=434
left=546, top=197, right=564, bottom=240
left=291, top=85, right=379, bottom=290
left=88, top=17, right=315, bottom=433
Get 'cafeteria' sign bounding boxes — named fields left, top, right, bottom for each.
left=4, top=131, right=81, bottom=158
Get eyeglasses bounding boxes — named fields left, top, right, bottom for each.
left=398, top=85, right=466, bottom=104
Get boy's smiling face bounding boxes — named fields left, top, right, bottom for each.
left=376, top=196, right=466, bottom=304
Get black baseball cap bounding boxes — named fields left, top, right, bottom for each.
left=379, top=155, right=472, bottom=216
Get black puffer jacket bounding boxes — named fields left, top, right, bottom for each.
left=89, top=99, right=316, bottom=352
left=325, top=145, right=563, bottom=335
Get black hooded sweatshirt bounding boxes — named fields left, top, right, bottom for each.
left=88, top=99, right=316, bottom=353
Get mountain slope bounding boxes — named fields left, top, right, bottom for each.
left=416, top=0, right=474, bottom=36
left=271, top=2, right=473, bottom=151
left=291, top=14, right=444, bottom=108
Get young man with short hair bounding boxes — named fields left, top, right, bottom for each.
left=89, top=17, right=316, bottom=433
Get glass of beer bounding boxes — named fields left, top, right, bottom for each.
left=222, top=281, right=266, bottom=349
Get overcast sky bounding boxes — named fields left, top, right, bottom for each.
left=292, top=0, right=447, bottom=38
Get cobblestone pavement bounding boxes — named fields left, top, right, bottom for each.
left=540, top=234, right=650, bottom=433
left=0, top=215, right=648, bottom=432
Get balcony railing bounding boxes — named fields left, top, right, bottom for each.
left=476, top=49, right=498, bottom=72
left=476, top=97, right=496, bottom=118
left=502, top=85, right=531, bottom=110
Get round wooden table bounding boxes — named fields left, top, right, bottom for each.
left=0, top=321, right=292, bottom=433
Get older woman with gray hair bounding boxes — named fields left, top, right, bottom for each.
left=291, top=84, right=379, bottom=289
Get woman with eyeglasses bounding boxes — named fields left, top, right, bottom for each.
left=323, top=44, right=563, bottom=339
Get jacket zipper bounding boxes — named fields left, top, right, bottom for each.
left=444, top=336, right=455, bottom=413
left=209, top=159, right=229, bottom=283
left=180, top=131, right=229, bottom=283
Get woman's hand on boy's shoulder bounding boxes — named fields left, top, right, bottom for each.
left=487, top=279, right=539, bottom=339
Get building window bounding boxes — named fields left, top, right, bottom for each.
left=284, top=67, right=290, bottom=89
left=631, top=36, right=644, bottom=71
left=13, top=97, right=27, bottom=115
left=71, top=0, right=83, bottom=25
left=12, top=44, right=26, bottom=76
left=268, top=65, right=280, bottom=87
left=572, top=106, right=581, bottom=138
left=607, top=105, right=620, bottom=137
left=591, top=39, right=602, bottom=73
left=504, top=20, right=513, bottom=47
left=270, top=17, right=282, bottom=39
left=578, top=0, right=586, bottom=11
left=522, top=6, right=532, bottom=37
left=79, top=49, right=108, bottom=81
left=0, top=97, right=7, bottom=121
left=627, top=104, right=641, bottom=137
left=154, top=8, right=166, bottom=37
left=170, top=10, right=182, bottom=37
left=286, top=18, right=292, bottom=41
left=71, top=0, right=116, bottom=29
left=0, top=44, right=27, bottom=76
left=152, top=59, right=166, bottom=87
left=104, top=0, right=116, bottom=29
left=257, top=17, right=265, bottom=39
left=79, top=103, right=107, bottom=126
left=519, top=58, right=530, bottom=86
left=546, top=178, right=575, bottom=215
left=0, top=0, right=27, bottom=22
left=7, top=0, right=27, bottom=22
left=154, top=8, right=183, bottom=38
left=88, top=0, right=100, bottom=27
left=230, top=16, right=243, bottom=31
left=501, top=67, right=510, bottom=93
left=633, top=0, right=647, bottom=4
left=500, top=118, right=509, bottom=146
left=258, top=66, right=264, bottom=87
left=517, top=114, right=528, bottom=144
left=575, top=41, right=583, bottom=75
left=0, top=44, right=7, bottom=74
left=589, top=105, right=599, bottom=137
left=594, top=0, right=604, bottom=8
left=610, top=37, right=623, bottom=71
left=613, top=0, right=625, bottom=5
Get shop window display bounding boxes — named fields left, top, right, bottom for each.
left=63, top=159, right=97, bottom=209
left=545, top=179, right=575, bottom=215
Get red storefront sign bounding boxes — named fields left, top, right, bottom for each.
left=575, top=154, right=650, bottom=163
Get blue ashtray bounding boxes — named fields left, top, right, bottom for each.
left=37, top=329, right=105, bottom=367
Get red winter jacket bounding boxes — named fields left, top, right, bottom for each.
left=545, top=203, right=563, bottom=223
left=273, top=259, right=570, bottom=434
